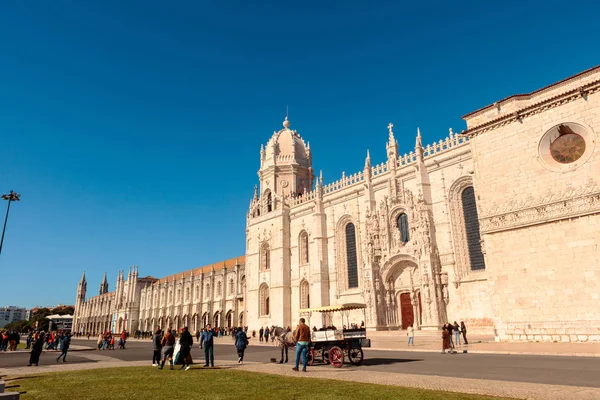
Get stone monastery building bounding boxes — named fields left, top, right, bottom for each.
left=74, top=66, right=600, bottom=342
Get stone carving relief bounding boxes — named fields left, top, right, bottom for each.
left=479, top=177, right=600, bottom=233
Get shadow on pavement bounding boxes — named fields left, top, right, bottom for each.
left=361, top=357, right=423, bottom=366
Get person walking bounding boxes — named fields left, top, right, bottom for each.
left=407, top=324, right=415, bottom=346
left=152, top=328, right=162, bottom=366
left=441, top=326, right=451, bottom=354
left=259, top=327, right=264, bottom=342
left=177, top=327, right=194, bottom=371
left=445, top=323, right=454, bottom=349
left=234, top=326, right=248, bottom=363
left=28, top=333, right=44, bottom=366
left=263, top=326, right=269, bottom=343
left=460, top=321, right=469, bottom=345
left=453, top=321, right=461, bottom=346
left=56, top=333, right=71, bottom=362
left=292, top=318, right=311, bottom=372
left=158, top=329, right=176, bottom=370
left=97, top=333, right=104, bottom=350
left=200, top=324, right=215, bottom=367
left=278, top=327, right=291, bottom=363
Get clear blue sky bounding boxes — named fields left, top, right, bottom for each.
left=1, top=1, right=598, bottom=308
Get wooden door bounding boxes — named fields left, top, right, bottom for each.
left=400, top=293, right=414, bottom=329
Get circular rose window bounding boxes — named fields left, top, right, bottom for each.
left=550, top=133, right=586, bottom=163
left=538, top=122, right=595, bottom=172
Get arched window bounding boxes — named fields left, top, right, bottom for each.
left=205, top=283, right=210, bottom=299
left=299, top=231, right=309, bottom=265
left=264, top=190, right=273, bottom=213
left=176, top=289, right=181, bottom=303
left=185, top=287, right=189, bottom=302
left=461, top=187, right=486, bottom=271
left=397, top=213, right=410, bottom=243
left=261, top=243, right=270, bottom=270
left=196, top=285, right=200, bottom=300
left=168, top=290, right=172, bottom=304
left=216, top=281, right=222, bottom=297
left=259, top=284, right=270, bottom=316
left=229, top=278, right=235, bottom=295
left=345, top=223, right=359, bottom=288
left=300, top=280, right=310, bottom=309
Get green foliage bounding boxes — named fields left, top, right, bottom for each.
left=7, top=367, right=514, bottom=400
left=2, top=319, right=31, bottom=332
left=3, top=306, right=74, bottom=333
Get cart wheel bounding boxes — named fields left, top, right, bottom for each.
left=322, top=349, right=330, bottom=364
left=307, top=348, right=315, bottom=366
left=329, top=346, right=344, bottom=368
left=348, top=348, right=364, bottom=366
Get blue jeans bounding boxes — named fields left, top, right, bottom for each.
left=295, top=343, right=309, bottom=370
left=204, top=345, right=214, bottom=366
left=408, top=336, right=414, bottom=345
left=454, top=331, right=461, bottom=345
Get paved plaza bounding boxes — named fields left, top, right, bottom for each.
left=2, top=336, right=600, bottom=400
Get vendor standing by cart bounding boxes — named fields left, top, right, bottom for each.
left=292, top=318, right=311, bottom=372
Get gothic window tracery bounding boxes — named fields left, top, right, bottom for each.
left=300, top=280, right=310, bottom=309
left=261, top=243, right=270, bottom=271
left=217, top=281, right=222, bottom=297
left=264, top=190, right=273, bottom=213
left=229, top=278, right=235, bottom=295
left=449, top=177, right=486, bottom=282
left=259, top=283, right=270, bottom=316
left=461, top=187, right=486, bottom=271
left=205, top=283, right=210, bottom=299
left=346, top=223, right=359, bottom=288
left=299, top=230, right=309, bottom=265
left=397, top=213, right=410, bottom=243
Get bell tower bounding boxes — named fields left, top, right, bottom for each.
left=258, top=116, right=314, bottom=200
left=246, top=116, right=314, bottom=330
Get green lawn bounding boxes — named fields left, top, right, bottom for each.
left=7, top=367, right=513, bottom=400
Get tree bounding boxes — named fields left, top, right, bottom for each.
left=3, top=320, right=31, bottom=332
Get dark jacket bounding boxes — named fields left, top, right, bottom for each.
left=152, top=334, right=163, bottom=351
left=180, top=331, right=193, bottom=347
left=60, top=335, right=70, bottom=350
left=235, top=330, right=248, bottom=350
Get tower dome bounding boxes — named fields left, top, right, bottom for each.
left=262, top=117, right=311, bottom=169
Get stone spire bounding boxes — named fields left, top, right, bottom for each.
left=80, top=270, right=86, bottom=284
left=386, top=123, right=398, bottom=166
left=415, top=127, right=424, bottom=162
left=99, top=272, right=109, bottom=295
left=364, top=149, right=371, bottom=169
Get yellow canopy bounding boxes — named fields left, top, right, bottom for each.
left=298, top=303, right=367, bottom=314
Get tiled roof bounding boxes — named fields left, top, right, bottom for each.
left=153, top=255, right=245, bottom=285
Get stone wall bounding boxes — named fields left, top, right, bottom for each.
left=467, top=68, right=600, bottom=342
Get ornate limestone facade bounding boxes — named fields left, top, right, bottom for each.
left=75, top=66, right=600, bottom=342
left=246, top=66, right=600, bottom=342
left=73, top=257, right=246, bottom=334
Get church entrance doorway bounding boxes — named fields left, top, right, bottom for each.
left=400, top=293, right=414, bottom=329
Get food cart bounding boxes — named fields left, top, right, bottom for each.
left=298, top=303, right=370, bottom=368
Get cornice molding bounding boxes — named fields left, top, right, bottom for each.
left=462, top=79, right=600, bottom=138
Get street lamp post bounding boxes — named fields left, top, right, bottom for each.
left=0, top=190, right=21, bottom=255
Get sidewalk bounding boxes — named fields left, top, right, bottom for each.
left=242, top=332, right=600, bottom=357
left=2, top=355, right=600, bottom=400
